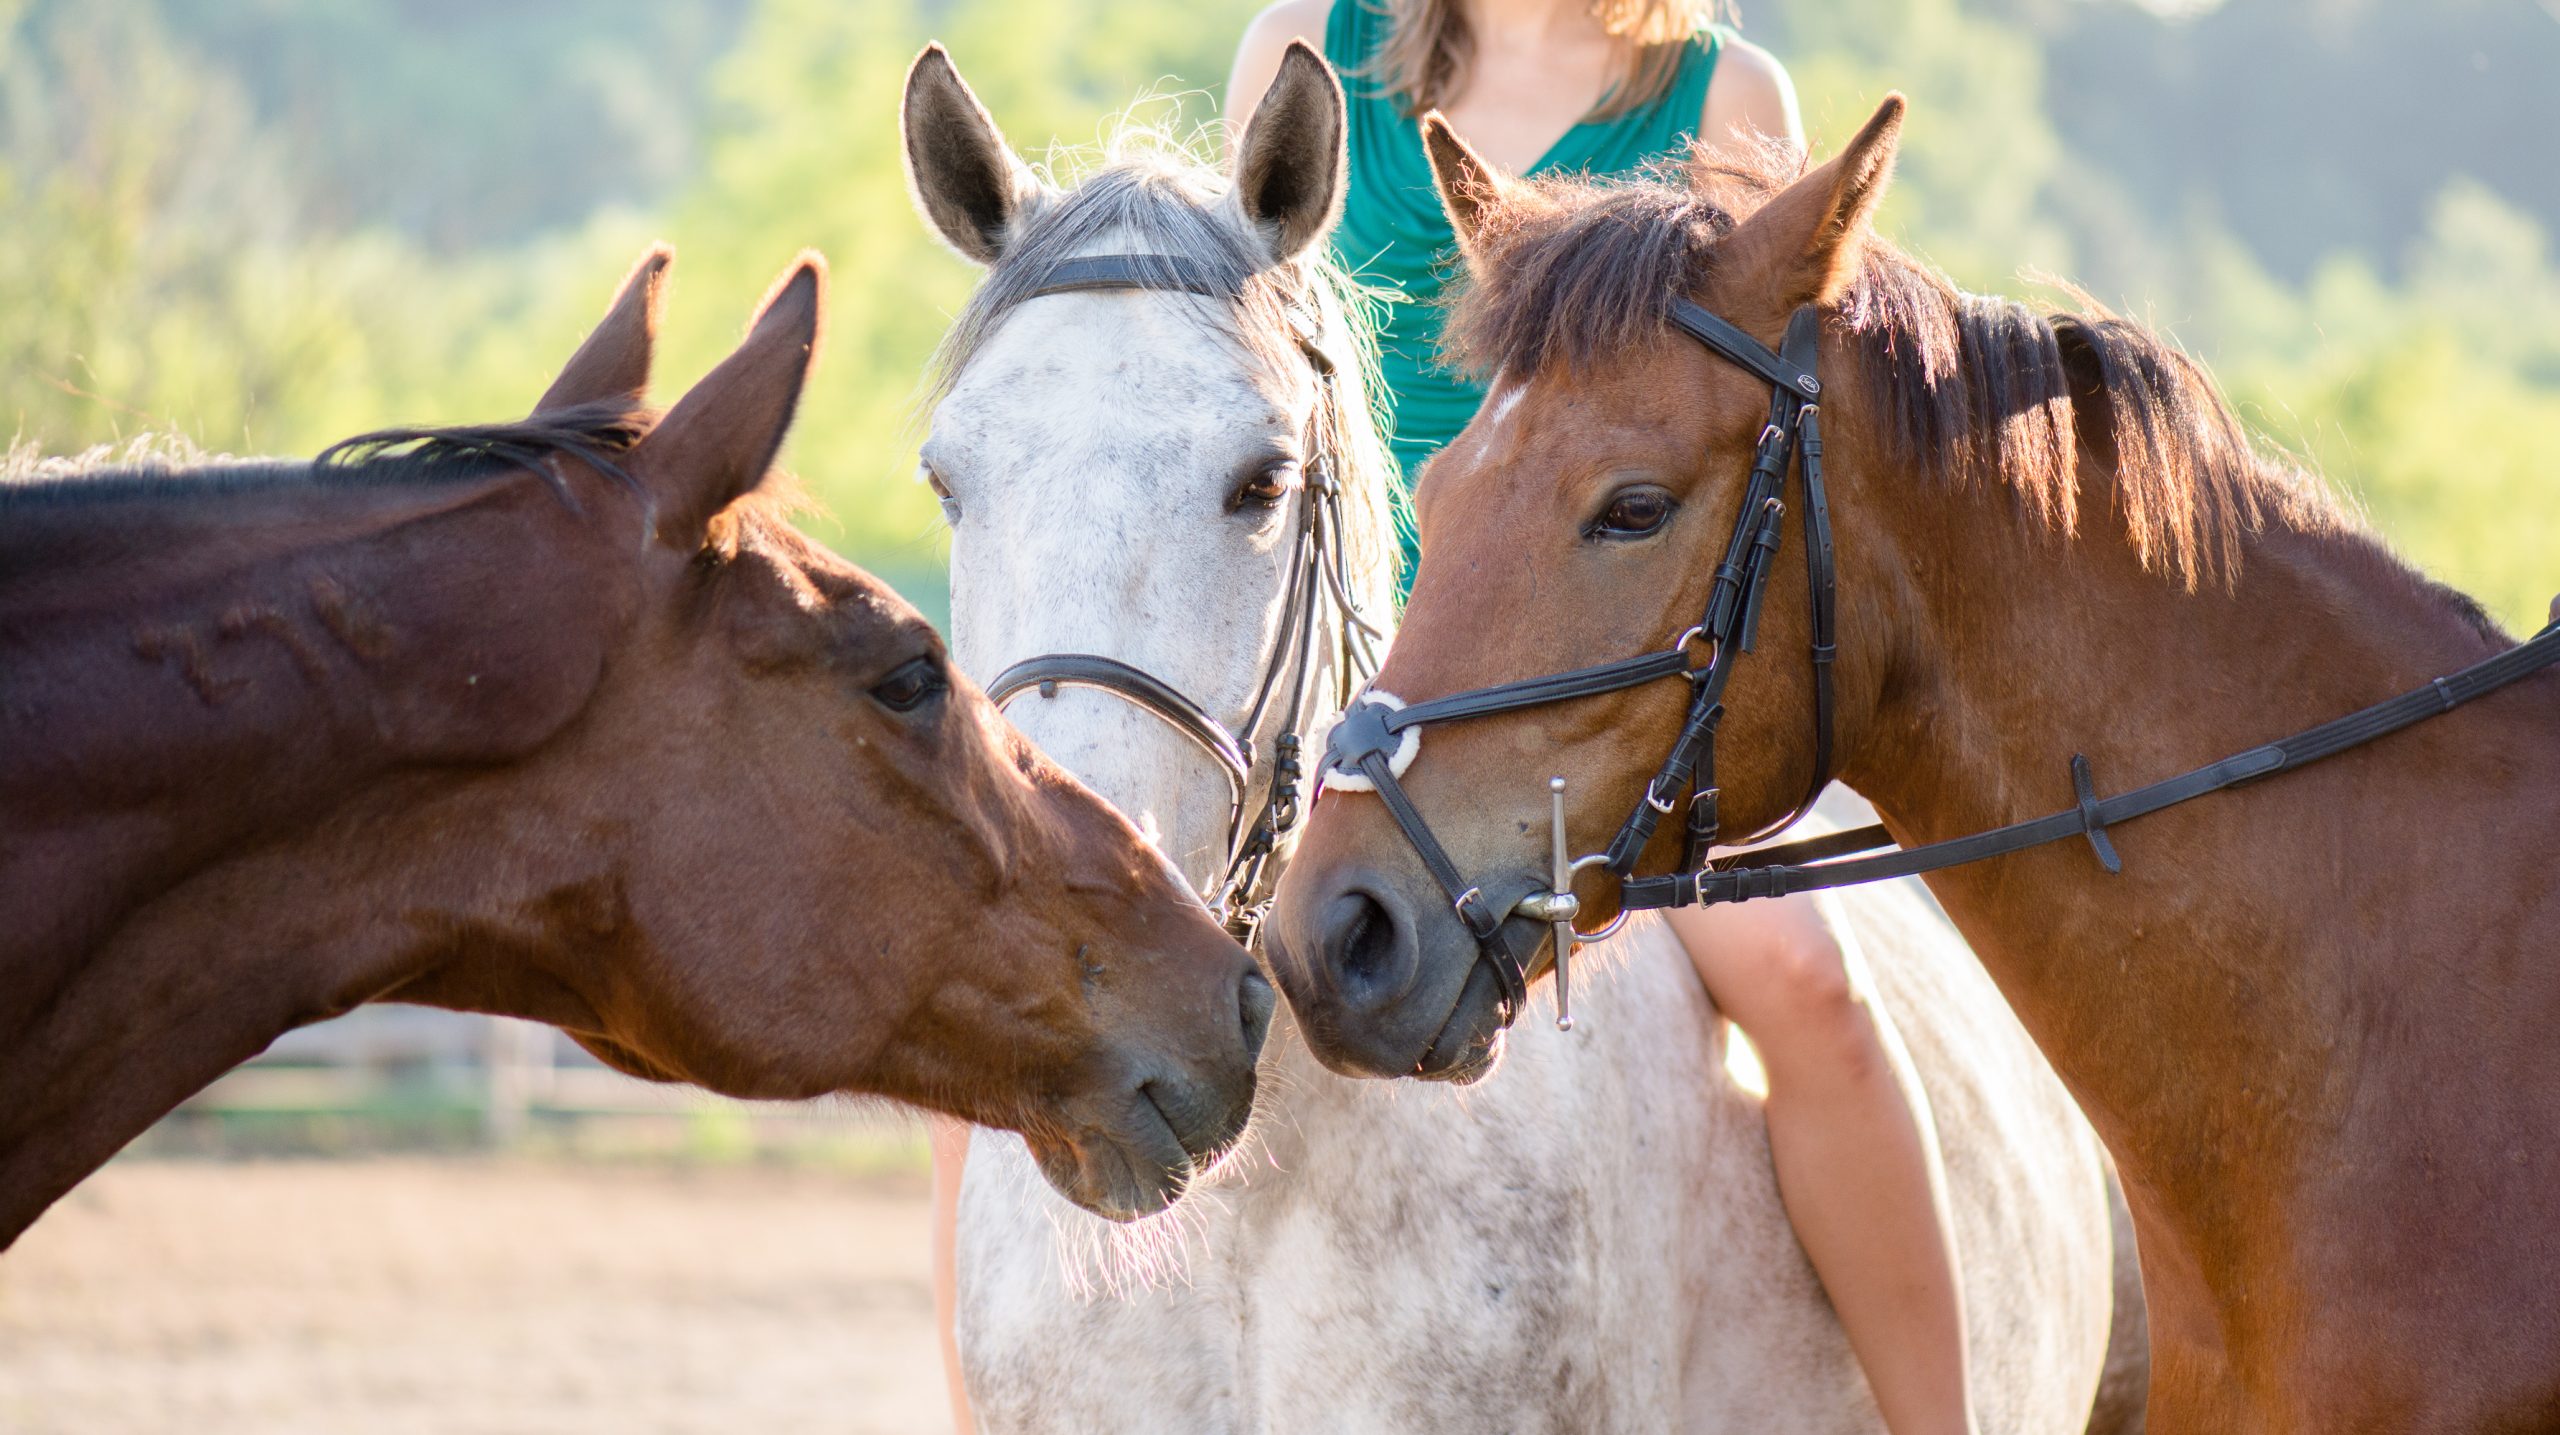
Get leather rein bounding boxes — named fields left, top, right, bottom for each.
left=1320, top=292, right=2560, bottom=1036
left=985, top=254, right=1383, bottom=941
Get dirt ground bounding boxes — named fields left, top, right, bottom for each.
left=0, top=1158, right=949, bottom=1435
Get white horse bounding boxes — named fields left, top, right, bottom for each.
left=904, top=43, right=2147, bottom=1435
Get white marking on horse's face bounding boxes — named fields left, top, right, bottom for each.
left=930, top=269, right=1319, bottom=887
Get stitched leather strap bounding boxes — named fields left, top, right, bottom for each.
left=990, top=653, right=1251, bottom=793
left=1356, top=750, right=1527, bottom=1017
left=1005, top=252, right=1380, bottom=937
left=1623, top=618, right=2560, bottom=910
left=1377, top=649, right=1697, bottom=731
left=1668, top=298, right=1822, bottom=400
left=1030, top=254, right=1232, bottom=299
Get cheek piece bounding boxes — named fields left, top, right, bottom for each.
left=1324, top=297, right=2560, bottom=1036
left=985, top=253, right=1384, bottom=944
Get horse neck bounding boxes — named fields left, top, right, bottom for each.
left=0, top=467, right=642, bottom=1245
left=1833, top=420, right=2560, bottom=1250
left=0, top=761, right=620, bottom=1248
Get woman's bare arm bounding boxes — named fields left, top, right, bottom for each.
left=1225, top=0, right=1335, bottom=149
left=1701, top=35, right=1804, bottom=156
left=930, top=1117, right=974, bottom=1432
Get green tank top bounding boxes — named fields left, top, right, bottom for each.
left=1323, top=1, right=1726, bottom=585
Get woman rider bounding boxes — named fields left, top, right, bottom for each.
left=1227, top=5, right=1978, bottom=1434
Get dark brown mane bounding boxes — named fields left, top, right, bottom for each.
left=1441, top=143, right=2346, bottom=590
left=0, top=398, right=654, bottom=514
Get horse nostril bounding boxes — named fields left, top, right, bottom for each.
left=1323, top=889, right=1414, bottom=1009
left=1238, top=969, right=1276, bottom=1062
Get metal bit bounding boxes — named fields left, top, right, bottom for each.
left=1548, top=776, right=1575, bottom=1032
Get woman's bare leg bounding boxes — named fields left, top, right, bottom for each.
left=930, top=1117, right=977, bottom=1434
left=1666, top=894, right=1975, bottom=1435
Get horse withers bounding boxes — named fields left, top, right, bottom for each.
left=909, top=44, right=2144, bottom=1434
left=0, top=248, right=1269, bottom=1245
left=1272, top=94, right=2560, bottom=1431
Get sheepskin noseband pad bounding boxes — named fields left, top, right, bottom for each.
left=1319, top=691, right=1420, bottom=793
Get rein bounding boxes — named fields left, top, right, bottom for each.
left=1322, top=288, right=2560, bottom=1036
left=985, top=254, right=1383, bottom=941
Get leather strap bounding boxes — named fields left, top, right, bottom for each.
left=1376, top=649, right=1698, bottom=731
left=1623, top=617, right=2560, bottom=910
left=1002, top=252, right=1382, bottom=940
left=989, top=653, right=1251, bottom=794
left=1355, top=750, right=1527, bottom=1016
left=1029, top=254, right=1232, bottom=300
left=1668, top=298, right=1823, bottom=400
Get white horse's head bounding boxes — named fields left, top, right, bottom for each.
left=904, top=43, right=1397, bottom=897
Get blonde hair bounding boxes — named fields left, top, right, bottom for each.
left=1364, top=0, right=1732, bottom=122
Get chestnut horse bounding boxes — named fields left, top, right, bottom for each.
left=1268, top=100, right=2560, bottom=1431
left=0, top=248, right=1270, bottom=1246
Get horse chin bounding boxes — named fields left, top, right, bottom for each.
left=1022, top=1086, right=1214, bottom=1223
left=1411, top=959, right=1513, bottom=1083
left=1417, top=1028, right=1506, bottom=1084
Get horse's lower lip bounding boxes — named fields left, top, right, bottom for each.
left=1412, top=962, right=1505, bottom=1083
left=1024, top=1097, right=1195, bottom=1222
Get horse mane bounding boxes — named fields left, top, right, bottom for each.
left=0, top=399, right=654, bottom=513
left=925, top=125, right=1404, bottom=616
left=1440, top=141, right=2349, bottom=593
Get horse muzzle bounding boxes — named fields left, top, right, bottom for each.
left=1265, top=853, right=1553, bottom=1082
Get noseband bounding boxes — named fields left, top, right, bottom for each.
left=1323, top=290, right=2560, bottom=1037
left=1321, top=303, right=1837, bottom=1032
left=986, top=254, right=1383, bottom=941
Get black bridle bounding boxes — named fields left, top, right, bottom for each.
left=1322, top=292, right=2560, bottom=1036
left=1320, top=303, right=1836, bottom=1032
left=985, top=254, right=1383, bottom=941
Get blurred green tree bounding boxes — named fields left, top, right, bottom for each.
left=2, top=0, right=2550, bottom=631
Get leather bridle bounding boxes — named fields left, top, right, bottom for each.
left=1321, top=303, right=1837, bottom=1032
left=1322, top=290, right=2560, bottom=1037
left=985, top=254, right=1383, bottom=942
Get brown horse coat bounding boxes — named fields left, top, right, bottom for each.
left=0, top=249, right=1268, bottom=1244
left=1271, top=102, right=2560, bottom=1432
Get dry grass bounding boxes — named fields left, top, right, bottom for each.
left=0, top=1158, right=946, bottom=1435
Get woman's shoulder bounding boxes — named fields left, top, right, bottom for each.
left=1700, top=32, right=1802, bottom=151
left=1230, top=0, right=1348, bottom=117
left=1237, top=0, right=1341, bottom=66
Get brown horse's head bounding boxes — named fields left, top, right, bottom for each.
left=2, top=250, right=1268, bottom=1227
left=442, top=252, right=1275, bottom=1217
left=1268, top=103, right=1911, bottom=1079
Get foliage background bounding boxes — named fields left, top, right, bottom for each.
left=4, top=0, right=2555, bottom=629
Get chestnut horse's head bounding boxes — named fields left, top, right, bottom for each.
left=1268, top=102, right=1912, bottom=1080
left=504, top=251, right=1276, bottom=1217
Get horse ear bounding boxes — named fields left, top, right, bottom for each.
left=1231, top=39, right=1346, bottom=265
left=1420, top=112, right=1542, bottom=271
left=902, top=44, right=1042, bottom=266
left=1716, top=95, right=1904, bottom=312
left=536, top=245, right=670, bottom=414
left=631, top=255, right=823, bottom=547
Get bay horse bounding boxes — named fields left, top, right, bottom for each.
left=0, top=248, right=1271, bottom=1246
left=1268, top=93, right=2560, bottom=1432
left=907, top=45, right=2144, bottom=1432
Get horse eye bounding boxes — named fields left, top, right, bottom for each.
left=871, top=656, right=947, bottom=713
left=922, top=463, right=960, bottom=524
left=1232, top=462, right=1297, bottom=511
left=1594, top=487, right=1676, bottom=540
